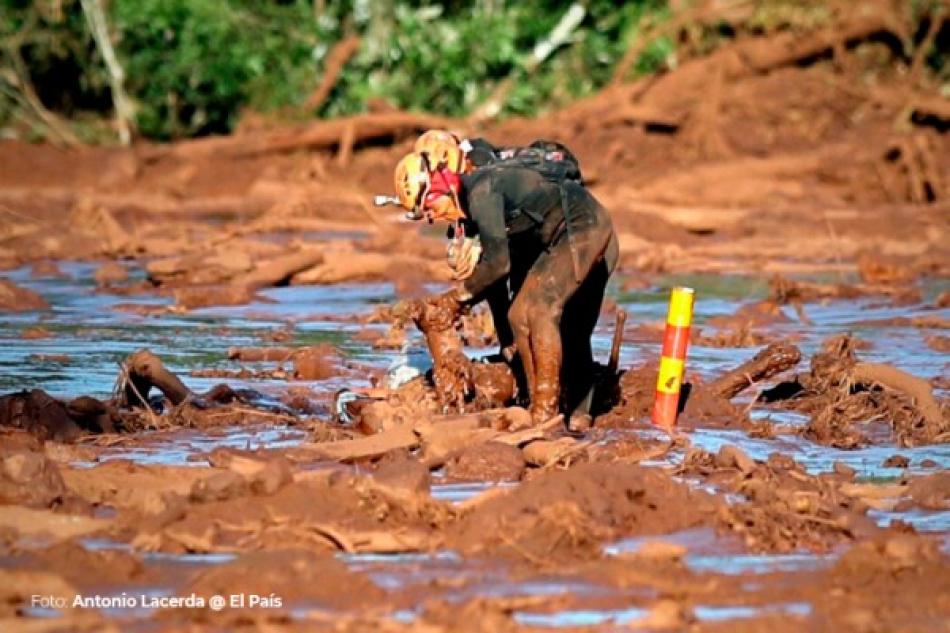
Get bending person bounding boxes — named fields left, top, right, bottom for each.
left=391, top=151, right=618, bottom=424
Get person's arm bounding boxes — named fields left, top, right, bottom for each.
left=462, top=178, right=510, bottom=300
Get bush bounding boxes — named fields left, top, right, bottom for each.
left=3, top=0, right=676, bottom=140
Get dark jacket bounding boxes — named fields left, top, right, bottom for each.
left=460, top=166, right=604, bottom=298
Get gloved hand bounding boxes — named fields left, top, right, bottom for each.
left=448, top=236, right=482, bottom=281
left=444, top=286, right=473, bottom=306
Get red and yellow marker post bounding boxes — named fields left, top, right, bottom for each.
left=652, top=287, right=694, bottom=429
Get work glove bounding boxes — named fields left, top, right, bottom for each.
left=447, top=236, right=482, bottom=281
left=443, top=286, right=473, bottom=306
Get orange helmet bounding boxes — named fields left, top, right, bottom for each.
left=393, top=152, right=431, bottom=214
left=414, top=130, right=467, bottom=173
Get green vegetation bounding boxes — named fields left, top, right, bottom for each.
left=1, top=0, right=945, bottom=141
left=1, top=0, right=672, bottom=140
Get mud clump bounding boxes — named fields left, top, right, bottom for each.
left=292, top=344, right=342, bottom=380
left=373, top=458, right=431, bottom=496
left=172, top=284, right=257, bottom=310
left=392, top=291, right=517, bottom=412
left=772, top=334, right=949, bottom=448
left=901, top=472, right=950, bottom=511
left=0, top=390, right=82, bottom=441
left=93, top=261, right=129, bottom=286
left=594, top=363, right=657, bottom=427
left=0, top=451, right=70, bottom=509
left=21, top=326, right=53, bottom=339
left=448, top=463, right=719, bottom=564
left=0, top=278, right=49, bottom=312
left=820, top=534, right=949, bottom=632
left=444, top=441, right=525, bottom=482
left=681, top=448, right=878, bottom=553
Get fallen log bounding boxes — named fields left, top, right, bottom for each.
left=636, top=9, right=905, bottom=111
left=234, top=248, right=325, bottom=290
left=119, top=349, right=193, bottom=407
left=707, top=342, right=802, bottom=400
left=165, top=111, right=454, bottom=160
left=850, top=362, right=944, bottom=429
left=292, top=425, right=419, bottom=462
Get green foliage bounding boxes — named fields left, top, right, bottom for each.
left=2, top=1, right=678, bottom=141
left=110, top=0, right=317, bottom=138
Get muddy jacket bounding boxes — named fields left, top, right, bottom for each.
left=458, top=165, right=607, bottom=298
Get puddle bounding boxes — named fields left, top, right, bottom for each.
left=83, top=425, right=307, bottom=467
left=514, top=606, right=650, bottom=628
left=606, top=528, right=835, bottom=575
left=694, top=601, right=811, bottom=620
left=514, top=601, right=811, bottom=627
left=636, top=426, right=949, bottom=479
left=3, top=264, right=947, bottom=624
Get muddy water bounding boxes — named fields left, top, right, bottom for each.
left=2, top=263, right=948, bottom=626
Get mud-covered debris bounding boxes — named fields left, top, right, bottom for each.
left=521, top=437, right=585, bottom=468
left=292, top=344, right=342, bottom=380
left=119, top=349, right=193, bottom=408
left=190, top=471, right=248, bottom=503
left=21, top=326, right=53, bottom=339
left=709, top=341, right=802, bottom=400
left=882, top=454, right=909, bottom=469
left=444, top=441, right=525, bottom=482
left=714, top=444, right=757, bottom=475
left=766, top=334, right=949, bottom=448
left=448, top=463, right=719, bottom=564
left=833, top=461, right=857, bottom=480
left=0, top=390, right=82, bottom=441
left=227, top=346, right=295, bottom=362
left=902, top=472, right=950, bottom=510
left=374, top=459, right=431, bottom=496
left=93, top=261, right=128, bottom=286
left=0, top=451, right=70, bottom=508
left=0, top=278, right=49, bottom=312
left=172, top=284, right=257, bottom=310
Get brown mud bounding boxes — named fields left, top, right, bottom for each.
left=2, top=1, right=949, bottom=629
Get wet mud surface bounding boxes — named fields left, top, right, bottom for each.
left=1, top=7, right=949, bottom=623
left=0, top=261, right=947, bottom=631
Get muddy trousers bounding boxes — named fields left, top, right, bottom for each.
left=507, top=211, right=616, bottom=422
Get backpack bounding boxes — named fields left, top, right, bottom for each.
left=494, top=139, right=583, bottom=185
left=462, top=137, right=583, bottom=184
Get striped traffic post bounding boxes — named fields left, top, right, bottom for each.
left=652, top=287, right=694, bottom=429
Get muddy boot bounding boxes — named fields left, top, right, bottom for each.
left=568, top=413, right=592, bottom=433
left=530, top=380, right=559, bottom=424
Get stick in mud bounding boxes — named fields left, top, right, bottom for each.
left=707, top=341, right=802, bottom=400
left=607, top=309, right=627, bottom=377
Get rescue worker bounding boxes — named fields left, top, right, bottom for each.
left=412, top=130, right=585, bottom=369
left=392, top=150, right=618, bottom=424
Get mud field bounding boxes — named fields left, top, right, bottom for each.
left=1, top=4, right=949, bottom=631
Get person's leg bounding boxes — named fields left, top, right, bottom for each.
left=559, top=257, right=609, bottom=416
left=484, top=280, right=513, bottom=351
left=507, top=289, right=536, bottom=408
left=516, top=241, right=579, bottom=422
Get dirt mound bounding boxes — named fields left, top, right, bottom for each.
left=184, top=549, right=386, bottom=614
left=448, top=462, right=719, bottom=564
left=443, top=441, right=526, bottom=482
left=0, top=450, right=71, bottom=509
